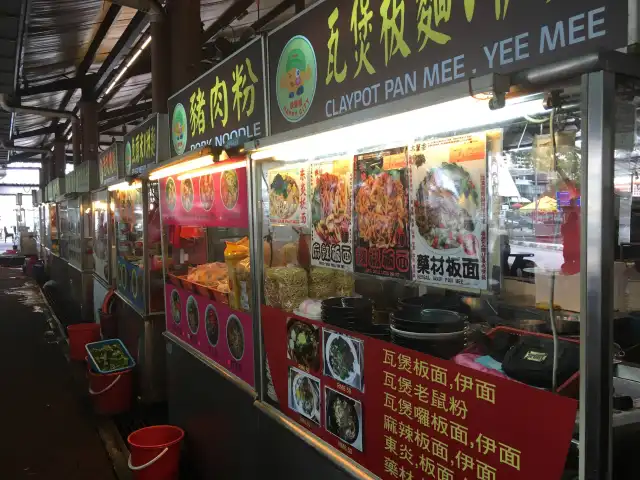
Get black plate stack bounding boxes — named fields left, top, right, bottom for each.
left=391, top=295, right=468, bottom=359
left=321, top=297, right=372, bottom=328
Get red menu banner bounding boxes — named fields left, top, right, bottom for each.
left=262, top=306, right=577, bottom=480
left=166, top=284, right=255, bottom=388
left=160, top=165, right=248, bottom=229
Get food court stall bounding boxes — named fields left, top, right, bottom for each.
left=41, top=181, right=59, bottom=273
left=244, top=2, right=639, bottom=480
left=160, top=38, right=264, bottom=478
left=92, top=143, right=122, bottom=322
left=47, top=176, right=68, bottom=298
left=110, top=113, right=168, bottom=403
left=68, top=161, right=98, bottom=323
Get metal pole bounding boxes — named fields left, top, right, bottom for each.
left=247, top=156, right=264, bottom=400
left=53, top=139, right=66, bottom=179
left=151, top=17, right=170, bottom=114
left=168, top=0, right=202, bottom=93
left=72, top=121, right=81, bottom=166
left=579, top=70, right=615, bottom=480
left=80, top=94, right=99, bottom=164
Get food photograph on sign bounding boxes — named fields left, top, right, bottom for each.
left=323, top=329, right=364, bottom=391
left=325, top=386, right=363, bottom=452
left=287, top=317, right=321, bottom=373
left=220, top=169, right=239, bottom=210
left=205, top=304, right=219, bottom=346
left=409, top=133, right=488, bottom=289
left=268, top=166, right=308, bottom=225
left=354, top=148, right=411, bottom=279
left=310, top=158, right=353, bottom=271
left=288, top=367, right=321, bottom=425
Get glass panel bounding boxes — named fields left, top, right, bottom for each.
left=159, top=160, right=254, bottom=386
left=92, top=190, right=111, bottom=283
left=114, top=184, right=145, bottom=311
left=147, top=181, right=164, bottom=313
left=254, top=88, right=583, bottom=479
left=67, top=197, right=82, bottom=268
left=612, top=75, right=640, bottom=479
left=58, top=201, right=69, bottom=260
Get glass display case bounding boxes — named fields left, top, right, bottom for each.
left=114, top=182, right=145, bottom=312
left=147, top=181, right=165, bottom=313
left=47, top=203, right=59, bottom=255
left=92, top=189, right=114, bottom=284
left=249, top=87, right=588, bottom=479
left=111, top=180, right=165, bottom=314
left=156, top=155, right=255, bottom=388
left=67, top=197, right=82, bottom=269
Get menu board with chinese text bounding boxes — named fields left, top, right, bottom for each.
left=310, top=158, right=353, bottom=271
left=409, top=133, right=488, bottom=290
left=261, top=306, right=578, bottom=480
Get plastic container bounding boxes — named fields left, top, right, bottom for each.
left=128, top=425, right=184, bottom=480
left=87, top=362, right=133, bottom=415
left=67, top=323, right=101, bottom=362
left=85, top=338, right=136, bottom=374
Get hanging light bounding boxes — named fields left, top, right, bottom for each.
left=148, top=147, right=215, bottom=180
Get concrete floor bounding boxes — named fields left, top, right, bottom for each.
left=0, top=267, right=116, bottom=479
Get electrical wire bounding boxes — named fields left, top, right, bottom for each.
left=523, top=114, right=550, bottom=124
left=549, top=106, right=559, bottom=393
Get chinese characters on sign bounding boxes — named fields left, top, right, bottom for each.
left=310, top=158, right=354, bottom=271
left=268, top=0, right=626, bottom=134
left=98, top=143, right=121, bottom=186
left=260, top=306, right=579, bottom=480
left=379, top=347, right=519, bottom=480
left=168, top=39, right=265, bottom=157
left=408, top=133, right=489, bottom=290
left=354, top=148, right=411, bottom=279
left=125, top=122, right=157, bottom=176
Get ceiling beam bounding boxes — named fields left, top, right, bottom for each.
left=45, top=4, right=125, bottom=140
left=6, top=151, right=40, bottom=162
left=17, top=5, right=120, bottom=97
left=202, top=0, right=254, bottom=44
left=54, top=11, right=150, bottom=144
left=77, top=4, right=122, bottom=77
left=17, top=75, right=95, bottom=97
left=99, top=102, right=152, bottom=122
left=99, top=111, right=150, bottom=132
left=93, top=11, right=149, bottom=96
left=116, top=0, right=287, bottom=112
left=253, top=0, right=296, bottom=32
left=13, top=125, right=60, bottom=140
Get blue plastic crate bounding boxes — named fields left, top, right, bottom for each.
left=85, top=338, right=136, bottom=374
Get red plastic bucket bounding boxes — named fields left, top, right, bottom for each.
left=98, top=310, right=118, bottom=339
left=68, top=323, right=101, bottom=361
left=87, top=363, right=133, bottom=415
left=128, top=425, right=184, bottom=480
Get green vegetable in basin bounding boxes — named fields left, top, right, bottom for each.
left=91, top=344, right=130, bottom=371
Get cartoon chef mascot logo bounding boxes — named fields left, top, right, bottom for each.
left=276, top=35, right=317, bottom=123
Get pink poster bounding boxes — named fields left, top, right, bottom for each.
left=165, top=283, right=255, bottom=388
left=160, top=164, right=248, bottom=229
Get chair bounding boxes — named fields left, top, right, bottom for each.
left=4, top=226, right=14, bottom=242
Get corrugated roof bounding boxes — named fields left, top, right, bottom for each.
left=8, top=0, right=316, bottom=165
left=0, top=0, right=24, bottom=163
